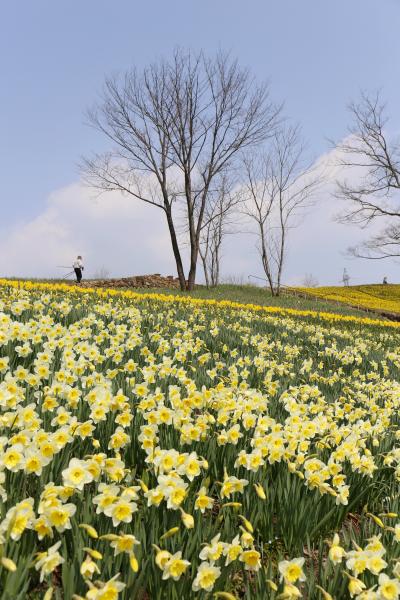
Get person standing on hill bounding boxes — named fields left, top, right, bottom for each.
left=73, top=256, right=84, bottom=283
left=342, top=268, right=350, bottom=287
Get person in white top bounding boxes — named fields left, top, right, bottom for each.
left=342, top=268, right=350, bottom=287
left=73, top=256, right=84, bottom=283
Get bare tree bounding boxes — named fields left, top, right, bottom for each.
left=302, top=273, right=319, bottom=288
left=335, top=91, right=400, bottom=259
left=81, top=49, right=281, bottom=290
left=93, top=266, right=110, bottom=279
left=243, top=125, right=321, bottom=296
left=199, top=174, right=242, bottom=287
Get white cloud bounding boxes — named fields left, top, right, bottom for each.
left=0, top=143, right=399, bottom=285
left=0, top=184, right=176, bottom=279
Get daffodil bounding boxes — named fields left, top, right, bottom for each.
left=192, top=562, right=221, bottom=592
left=34, top=541, right=64, bottom=582
left=278, top=557, right=306, bottom=584
left=161, top=551, right=190, bottom=581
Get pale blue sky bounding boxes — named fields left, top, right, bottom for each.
left=1, top=0, right=399, bottom=283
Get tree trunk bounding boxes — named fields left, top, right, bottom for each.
left=200, top=248, right=210, bottom=288
left=259, top=222, right=275, bottom=295
left=187, top=246, right=198, bottom=291
left=165, top=207, right=186, bottom=291
left=210, top=246, right=219, bottom=287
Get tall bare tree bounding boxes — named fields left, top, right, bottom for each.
left=243, top=126, right=321, bottom=296
left=199, top=174, right=241, bottom=287
left=82, top=49, right=281, bottom=290
left=335, top=91, right=400, bottom=259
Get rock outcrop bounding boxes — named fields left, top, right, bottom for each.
left=78, top=274, right=181, bottom=290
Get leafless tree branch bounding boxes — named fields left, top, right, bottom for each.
left=198, top=173, right=243, bottom=286
left=81, top=49, right=281, bottom=289
left=335, top=91, right=400, bottom=259
left=243, top=125, right=322, bottom=295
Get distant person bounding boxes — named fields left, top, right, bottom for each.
left=383, top=276, right=388, bottom=285
left=73, top=256, right=84, bottom=283
left=342, top=268, right=350, bottom=287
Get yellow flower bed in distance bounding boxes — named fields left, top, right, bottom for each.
left=299, top=284, right=400, bottom=316
left=1, top=278, right=400, bottom=599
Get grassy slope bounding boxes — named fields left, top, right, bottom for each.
left=126, top=283, right=383, bottom=318
left=6, top=278, right=388, bottom=319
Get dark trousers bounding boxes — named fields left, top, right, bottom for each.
left=74, top=268, right=82, bottom=283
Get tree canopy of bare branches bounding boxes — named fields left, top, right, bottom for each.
left=198, top=174, right=242, bottom=287
left=335, top=91, right=400, bottom=259
left=82, top=49, right=281, bottom=290
left=243, top=125, right=321, bottom=295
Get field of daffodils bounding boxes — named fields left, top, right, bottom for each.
left=1, top=280, right=400, bottom=600
left=299, top=285, right=400, bottom=317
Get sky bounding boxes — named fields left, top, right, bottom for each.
left=0, top=0, right=399, bottom=285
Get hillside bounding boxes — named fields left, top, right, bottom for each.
left=1, top=278, right=400, bottom=600
left=100, top=283, right=385, bottom=319
left=10, top=278, right=390, bottom=320
left=297, top=284, right=400, bottom=319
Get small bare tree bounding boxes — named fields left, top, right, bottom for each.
left=302, top=273, right=319, bottom=288
left=82, top=49, right=281, bottom=290
left=243, top=125, right=321, bottom=296
left=93, top=266, right=110, bottom=279
left=199, top=175, right=242, bottom=287
left=335, top=91, right=400, bottom=259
